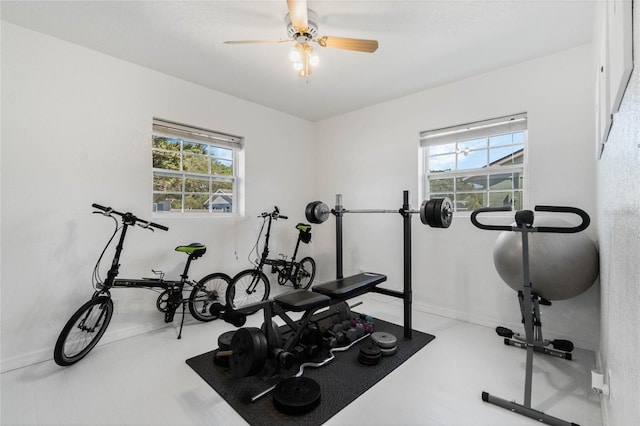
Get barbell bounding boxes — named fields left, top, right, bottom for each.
left=305, top=197, right=453, bottom=228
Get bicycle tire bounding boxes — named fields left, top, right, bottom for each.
left=226, top=269, right=270, bottom=310
left=296, top=257, right=316, bottom=290
left=54, top=296, right=113, bottom=366
left=189, top=272, right=232, bottom=321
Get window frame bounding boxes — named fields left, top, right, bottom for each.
left=420, top=113, right=527, bottom=213
left=151, top=118, right=243, bottom=218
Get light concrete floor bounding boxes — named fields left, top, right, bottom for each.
left=1, top=293, right=602, bottom=425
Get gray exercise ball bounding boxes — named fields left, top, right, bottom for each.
left=493, top=216, right=599, bottom=300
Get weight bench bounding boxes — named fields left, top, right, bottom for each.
left=231, top=272, right=386, bottom=318
left=222, top=272, right=387, bottom=378
left=312, top=272, right=387, bottom=300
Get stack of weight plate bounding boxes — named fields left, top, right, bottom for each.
left=358, top=342, right=382, bottom=365
left=371, top=332, right=398, bottom=356
left=272, top=376, right=321, bottom=415
left=358, top=332, right=399, bottom=365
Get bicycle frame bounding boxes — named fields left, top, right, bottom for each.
left=226, top=207, right=315, bottom=310
left=54, top=203, right=231, bottom=366
left=264, top=225, right=307, bottom=286
left=90, top=206, right=208, bottom=330
left=255, top=209, right=309, bottom=287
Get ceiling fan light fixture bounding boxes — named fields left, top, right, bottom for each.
left=225, top=2, right=378, bottom=78
left=290, top=42, right=316, bottom=77
left=290, top=50, right=301, bottom=62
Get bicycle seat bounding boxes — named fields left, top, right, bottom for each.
left=296, top=223, right=311, bottom=232
left=175, top=243, right=207, bottom=259
left=296, top=223, right=312, bottom=244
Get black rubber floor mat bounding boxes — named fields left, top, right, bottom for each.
left=186, top=317, right=435, bottom=426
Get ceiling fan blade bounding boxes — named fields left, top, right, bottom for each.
left=316, top=36, right=378, bottom=53
left=287, top=0, right=309, bottom=32
left=224, top=39, right=291, bottom=45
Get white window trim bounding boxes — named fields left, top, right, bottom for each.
left=152, top=118, right=244, bottom=218
left=419, top=113, right=528, bottom=214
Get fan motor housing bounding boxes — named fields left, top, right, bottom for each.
left=285, top=10, right=319, bottom=40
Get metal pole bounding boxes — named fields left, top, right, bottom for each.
left=520, top=224, right=534, bottom=408
left=403, top=190, right=412, bottom=339
left=344, top=209, right=399, bottom=214
left=335, top=194, right=344, bottom=279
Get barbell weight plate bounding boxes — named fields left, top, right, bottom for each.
left=217, top=330, right=235, bottom=351
left=433, top=198, right=444, bottom=228
left=229, top=327, right=269, bottom=378
left=370, top=331, right=398, bottom=349
left=379, top=345, right=398, bottom=356
left=420, top=197, right=453, bottom=228
left=305, top=201, right=320, bottom=224
left=359, top=342, right=382, bottom=358
left=358, top=355, right=381, bottom=365
left=305, top=201, right=331, bottom=224
left=439, top=197, right=453, bottom=228
left=313, top=202, right=330, bottom=224
left=272, top=376, right=322, bottom=415
left=261, top=320, right=283, bottom=349
left=329, top=301, right=352, bottom=324
left=419, top=199, right=435, bottom=226
left=358, top=343, right=382, bottom=365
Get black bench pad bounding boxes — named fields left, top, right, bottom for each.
left=313, top=272, right=387, bottom=300
left=274, top=289, right=331, bottom=312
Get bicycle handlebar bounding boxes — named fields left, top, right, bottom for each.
left=258, top=206, right=288, bottom=220
left=92, top=203, right=169, bottom=231
left=470, top=205, right=590, bottom=234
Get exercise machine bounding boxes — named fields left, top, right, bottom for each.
left=471, top=205, right=597, bottom=426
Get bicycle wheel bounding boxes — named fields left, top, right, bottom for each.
left=54, top=296, right=113, bottom=366
left=296, top=257, right=316, bottom=289
left=189, top=272, right=232, bottom=321
left=226, top=269, right=270, bottom=310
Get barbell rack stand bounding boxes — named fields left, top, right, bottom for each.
left=332, top=190, right=414, bottom=339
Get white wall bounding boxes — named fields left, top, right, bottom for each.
left=596, top=1, right=640, bottom=424
left=1, top=21, right=602, bottom=375
left=1, top=22, right=314, bottom=372
left=312, top=44, right=600, bottom=350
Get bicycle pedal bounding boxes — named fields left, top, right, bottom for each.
left=164, top=312, right=175, bottom=323
left=496, top=326, right=514, bottom=338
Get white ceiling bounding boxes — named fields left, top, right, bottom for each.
left=1, top=1, right=595, bottom=122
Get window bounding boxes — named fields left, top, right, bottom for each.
left=420, top=113, right=527, bottom=212
left=152, top=118, right=243, bottom=216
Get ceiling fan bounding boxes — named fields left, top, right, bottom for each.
left=224, top=0, right=379, bottom=77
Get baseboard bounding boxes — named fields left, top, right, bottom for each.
left=595, top=351, right=610, bottom=426
left=1, top=322, right=166, bottom=373
left=408, top=299, right=598, bottom=351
